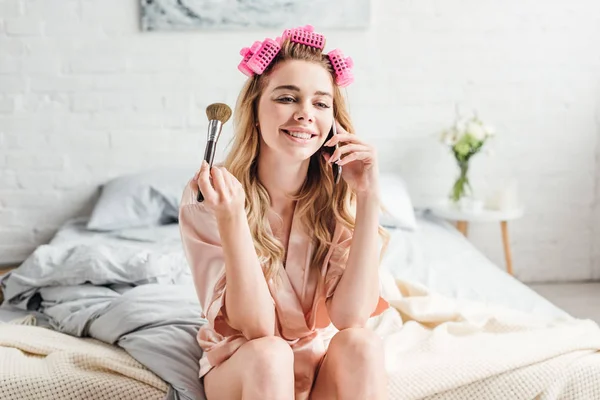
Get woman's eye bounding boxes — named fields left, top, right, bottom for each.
left=277, top=97, right=295, bottom=103
left=316, top=102, right=331, bottom=109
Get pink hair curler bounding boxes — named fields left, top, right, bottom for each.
left=327, top=49, right=354, bottom=87
left=238, top=41, right=262, bottom=77
left=236, top=26, right=354, bottom=87
left=282, top=24, right=325, bottom=50
left=246, top=38, right=281, bottom=75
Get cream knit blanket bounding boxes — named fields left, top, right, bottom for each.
left=4, top=277, right=600, bottom=400
left=370, top=278, right=600, bottom=400
left=0, top=324, right=168, bottom=400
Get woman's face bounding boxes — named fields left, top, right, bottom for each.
left=256, top=60, right=334, bottom=162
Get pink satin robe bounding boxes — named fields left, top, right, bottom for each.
left=179, top=181, right=389, bottom=399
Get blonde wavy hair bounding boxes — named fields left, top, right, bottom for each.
left=223, top=39, right=389, bottom=281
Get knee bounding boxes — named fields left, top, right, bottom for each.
left=328, top=327, right=383, bottom=365
left=243, top=336, right=294, bottom=373
left=238, top=337, right=294, bottom=399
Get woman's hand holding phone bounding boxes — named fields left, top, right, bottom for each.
left=323, top=120, right=379, bottom=195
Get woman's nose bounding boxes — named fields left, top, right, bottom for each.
left=293, top=105, right=314, bottom=123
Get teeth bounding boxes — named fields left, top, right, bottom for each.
left=286, top=131, right=312, bottom=140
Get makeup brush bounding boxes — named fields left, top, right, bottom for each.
left=197, top=102, right=233, bottom=202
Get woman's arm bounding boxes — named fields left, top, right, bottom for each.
left=326, top=191, right=381, bottom=330
left=322, top=121, right=383, bottom=330
left=182, top=161, right=275, bottom=340
left=216, top=208, right=276, bottom=339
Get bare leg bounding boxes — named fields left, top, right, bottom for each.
left=310, top=327, right=387, bottom=400
left=204, top=336, right=295, bottom=400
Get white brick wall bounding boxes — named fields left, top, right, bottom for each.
left=1, top=0, right=600, bottom=282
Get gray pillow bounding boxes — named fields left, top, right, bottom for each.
left=87, top=168, right=195, bottom=231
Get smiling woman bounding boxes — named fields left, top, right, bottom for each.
left=258, top=63, right=333, bottom=159
left=179, top=25, right=389, bottom=400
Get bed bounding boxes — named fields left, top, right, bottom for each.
left=1, top=171, right=599, bottom=400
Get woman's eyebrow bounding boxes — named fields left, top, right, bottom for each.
left=272, top=85, right=332, bottom=98
left=314, top=90, right=332, bottom=98
left=273, top=84, right=300, bottom=92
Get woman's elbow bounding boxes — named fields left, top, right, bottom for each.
left=328, top=298, right=377, bottom=330
left=332, top=316, right=370, bottom=330
left=329, top=308, right=369, bottom=331
left=234, top=310, right=276, bottom=340
left=241, top=320, right=276, bottom=340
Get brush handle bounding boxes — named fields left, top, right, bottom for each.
left=196, top=140, right=217, bottom=202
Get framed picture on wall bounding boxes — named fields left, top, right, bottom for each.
left=140, top=0, right=370, bottom=31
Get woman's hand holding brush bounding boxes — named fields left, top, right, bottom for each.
left=191, top=162, right=246, bottom=222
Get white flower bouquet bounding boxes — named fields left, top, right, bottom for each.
left=440, top=112, right=496, bottom=203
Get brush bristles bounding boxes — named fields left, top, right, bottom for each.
left=206, top=103, right=232, bottom=124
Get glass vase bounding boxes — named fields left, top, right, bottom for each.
left=450, top=160, right=472, bottom=203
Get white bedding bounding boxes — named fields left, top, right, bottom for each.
left=381, top=211, right=568, bottom=319
left=370, top=280, right=600, bottom=400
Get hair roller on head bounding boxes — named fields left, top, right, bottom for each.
left=282, top=25, right=325, bottom=50
left=327, top=49, right=354, bottom=87
left=236, top=25, right=354, bottom=87
left=246, top=38, right=281, bottom=75
left=238, top=41, right=262, bottom=77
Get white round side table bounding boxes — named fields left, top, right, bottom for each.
left=428, top=204, right=524, bottom=276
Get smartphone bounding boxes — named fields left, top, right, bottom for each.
left=323, top=121, right=342, bottom=184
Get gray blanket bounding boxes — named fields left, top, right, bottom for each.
left=0, top=240, right=207, bottom=400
